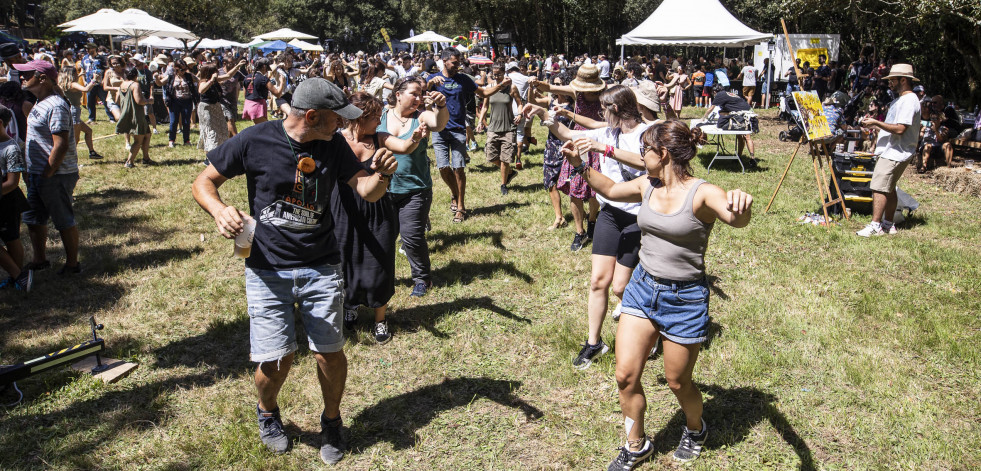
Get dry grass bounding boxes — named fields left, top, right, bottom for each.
left=1, top=105, right=979, bottom=470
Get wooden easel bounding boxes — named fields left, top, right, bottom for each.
left=763, top=20, right=849, bottom=227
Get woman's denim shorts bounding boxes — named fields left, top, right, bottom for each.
left=620, top=265, right=710, bottom=344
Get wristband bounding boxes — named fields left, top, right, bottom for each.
left=572, top=163, right=588, bottom=175
left=605, top=145, right=615, bottom=158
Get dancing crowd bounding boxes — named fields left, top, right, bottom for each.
left=6, top=37, right=971, bottom=470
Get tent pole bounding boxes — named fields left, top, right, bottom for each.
left=620, top=43, right=624, bottom=65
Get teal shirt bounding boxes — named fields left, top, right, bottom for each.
left=378, top=111, right=432, bottom=194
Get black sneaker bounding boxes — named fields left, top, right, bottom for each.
left=608, top=436, right=653, bottom=471
left=505, top=170, right=518, bottom=185
left=57, top=263, right=82, bottom=276
left=374, top=320, right=392, bottom=344
left=570, top=232, right=587, bottom=252
left=343, top=308, right=358, bottom=330
left=89, top=150, right=104, bottom=160
left=672, top=418, right=708, bottom=462
left=573, top=339, right=609, bottom=370
left=410, top=280, right=432, bottom=297
left=500, top=184, right=508, bottom=195
left=586, top=220, right=596, bottom=241
left=320, top=414, right=347, bottom=464
left=13, top=270, right=33, bottom=293
left=256, top=405, right=290, bottom=454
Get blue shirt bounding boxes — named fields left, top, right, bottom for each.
left=427, top=72, right=476, bottom=130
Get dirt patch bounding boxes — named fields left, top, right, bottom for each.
left=932, top=167, right=981, bottom=198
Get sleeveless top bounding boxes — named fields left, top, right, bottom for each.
left=637, top=179, right=714, bottom=281
left=115, top=85, right=150, bottom=136
left=378, top=109, right=431, bottom=194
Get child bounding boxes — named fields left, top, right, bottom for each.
left=0, top=104, right=33, bottom=291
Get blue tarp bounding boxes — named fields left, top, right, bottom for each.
left=256, top=40, right=301, bottom=53
left=0, top=31, right=29, bottom=47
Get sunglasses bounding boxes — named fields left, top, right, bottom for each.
left=18, top=70, right=35, bottom=81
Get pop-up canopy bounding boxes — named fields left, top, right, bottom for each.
left=618, top=0, right=771, bottom=47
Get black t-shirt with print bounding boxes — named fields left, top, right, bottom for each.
left=244, top=72, right=270, bottom=101
left=207, top=120, right=364, bottom=269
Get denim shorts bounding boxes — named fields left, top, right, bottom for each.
left=245, top=263, right=346, bottom=363
left=620, top=265, right=710, bottom=344
left=433, top=129, right=468, bottom=169
left=22, top=173, right=79, bottom=231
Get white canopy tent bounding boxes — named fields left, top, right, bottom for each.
left=121, top=35, right=184, bottom=49
left=255, top=28, right=317, bottom=41
left=195, top=38, right=247, bottom=49
left=402, top=31, right=453, bottom=43
left=57, top=8, right=118, bottom=28
left=288, top=39, right=324, bottom=52
left=617, top=0, right=770, bottom=47
left=63, top=8, right=195, bottom=40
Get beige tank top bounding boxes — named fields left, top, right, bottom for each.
left=637, top=179, right=714, bottom=281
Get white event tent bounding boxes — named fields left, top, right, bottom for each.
left=617, top=0, right=771, bottom=47
left=255, top=28, right=317, bottom=41
left=402, top=31, right=454, bottom=53
left=288, top=39, right=324, bottom=52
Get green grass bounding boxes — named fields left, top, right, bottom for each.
left=1, top=105, right=979, bottom=470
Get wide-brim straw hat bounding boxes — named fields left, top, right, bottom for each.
left=632, top=80, right=661, bottom=113
left=883, top=63, right=919, bottom=82
left=154, top=54, right=170, bottom=63
left=570, top=64, right=606, bottom=93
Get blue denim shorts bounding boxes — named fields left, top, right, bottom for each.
left=433, top=129, right=468, bottom=169
left=620, top=266, right=710, bottom=344
left=245, top=263, right=346, bottom=363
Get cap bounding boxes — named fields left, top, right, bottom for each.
left=291, top=78, right=362, bottom=120
left=0, top=43, right=20, bottom=61
left=131, top=54, right=146, bottom=63
left=505, top=61, right=519, bottom=72
left=13, top=60, right=58, bottom=81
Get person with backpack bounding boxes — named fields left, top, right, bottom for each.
left=241, top=59, right=285, bottom=125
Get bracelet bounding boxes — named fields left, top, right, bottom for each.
left=572, top=163, right=588, bottom=175
left=605, top=145, right=615, bottom=158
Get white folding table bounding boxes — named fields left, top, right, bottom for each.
left=690, top=120, right=752, bottom=173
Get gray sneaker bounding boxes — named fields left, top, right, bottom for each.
left=320, top=414, right=347, bottom=464
left=256, top=405, right=290, bottom=454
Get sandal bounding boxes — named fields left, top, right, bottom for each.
left=453, top=209, right=466, bottom=223
left=450, top=201, right=458, bottom=213
left=548, top=219, right=568, bottom=230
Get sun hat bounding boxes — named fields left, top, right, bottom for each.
left=182, top=57, right=196, bottom=66
left=13, top=60, right=58, bottom=81
left=154, top=53, right=170, bottom=63
left=291, top=77, right=363, bottom=120
left=570, top=64, right=605, bottom=93
left=631, top=80, right=661, bottom=113
left=882, top=63, right=919, bottom=82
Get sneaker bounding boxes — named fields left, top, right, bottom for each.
left=343, top=308, right=358, bottom=330
left=398, top=241, right=406, bottom=256
left=500, top=184, right=508, bottom=195
left=515, top=159, right=524, bottom=170
left=505, top=170, right=518, bottom=185
left=410, top=280, right=432, bottom=297
left=612, top=302, right=622, bottom=321
left=320, top=414, right=347, bottom=465
left=856, top=223, right=886, bottom=237
left=570, top=232, right=587, bottom=252
left=882, top=223, right=898, bottom=235
left=586, top=220, right=596, bottom=241
left=13, top=270, right=33, bottom=293
left=88, top=150, right=104, bottom=160
left=608, top=436, right=653, bottom=471
left=256, top=405, right=290, bottom=454
left=672, top=419, right=708, bottom=463
left=57, top=263, right=82, bottom=276
left=168, top=142, right=175, bottom=148
left=374, top=321, right=392, bottom=344
left=573, top=339, right=609, bottom=370
left=0, top=276, right=13, bottom=289
left=152, top=128, right=159, bottom=134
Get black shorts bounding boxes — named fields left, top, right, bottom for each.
left=591, top=205, right=641, bottom=267
left=275, top=92, right=293, bottom=108
left=0, top=188, right=28, bottom=242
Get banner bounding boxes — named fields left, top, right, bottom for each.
left=379, top=28, right=393, bottom=54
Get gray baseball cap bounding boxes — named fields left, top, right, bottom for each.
left=291, top=78, right=362, bottom=120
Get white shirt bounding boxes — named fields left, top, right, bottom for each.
left=598, top=60, right=611, bottom=78
left=740, top=66, right=757, bottom=86
left=875, top=92, right=921, bottom=162
left=507, top=71, right=530, bottom=114
left=583, top=57, right=593, bottom=65
left=544, top=57, right=553, bottom=72
left=579, top=123, right=652, bottom=214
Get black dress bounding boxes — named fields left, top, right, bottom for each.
left=331, top=135, right=398, bottom=310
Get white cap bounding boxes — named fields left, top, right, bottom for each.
left=131, top=54, right=146, bottom=63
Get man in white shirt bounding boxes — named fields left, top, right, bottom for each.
left=856, top=64, right=922, bottom=237
left=737, top=63, right=757, bottom=106
left=507, top=61, right=534, bottom=165
left=597, top=54, right=611, bottom=83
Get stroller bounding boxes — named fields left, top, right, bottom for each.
left=777, top=91, right=805, bottom=142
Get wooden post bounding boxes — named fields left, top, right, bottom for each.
left=781, top=18, right=804, bottom=90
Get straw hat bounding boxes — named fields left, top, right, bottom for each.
left=632, top=80, right=661, bottom=113
left=182, top=57, right=196, bottom=66
left=882, top=63, right=919, bottom=82
left=570, top=64, right=606, bottom=93
left=154, top=53, right=170, bottom=63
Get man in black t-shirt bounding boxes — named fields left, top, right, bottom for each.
left=702, top=83, right=758, bottom=166
left=192, top=78, right=397, bottom=465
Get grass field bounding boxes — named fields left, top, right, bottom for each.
left=1, top=105, right=979, bottom=470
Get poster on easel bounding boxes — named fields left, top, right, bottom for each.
left=792, top=90, right=832, bottom=141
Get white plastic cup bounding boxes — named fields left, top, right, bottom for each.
left=233, top=217, right=256, bottom=259
left=966, top=160, right=975, bottom=170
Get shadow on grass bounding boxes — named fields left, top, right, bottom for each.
left=429, top=230, right=505, bottom=253
left=152, top=158, right=204, bottom=167
left=468, top=202, right=530, bottom=217
left=648, top=381, right=815, bottom=470
left=506, top=182, right=544, bottom=194
left=696, top=150, right=767, bottom=174
left=389, top=295, right=530, bottom=339
left=0, top=187, right=196, bottom=342
left=336, top=376, right=543, bottom=452
left=430, top=260, right=533, bottom=287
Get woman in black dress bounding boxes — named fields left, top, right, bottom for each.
left=333, top=92, right=426, bottom=344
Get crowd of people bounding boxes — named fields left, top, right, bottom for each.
left=3, top=36, right=980, bottom=470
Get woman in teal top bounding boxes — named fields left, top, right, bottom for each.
left=377, top=76, right=448, bottom=297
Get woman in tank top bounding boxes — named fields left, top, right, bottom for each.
left=115, top=67, right=151, bottom=168
left=561, top=120, right=752, bottom=469
left=102, top=55, right=132, bottom=151
left=57, top=66, right=101, bottom=159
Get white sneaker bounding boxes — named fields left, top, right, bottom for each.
left=611, top=302, right=622, bottom=321
left=125, top=143, right=132, bottom=151
left=856, top=223, right=886, bottom=237
left=152, top=128, right=159, bottom=134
